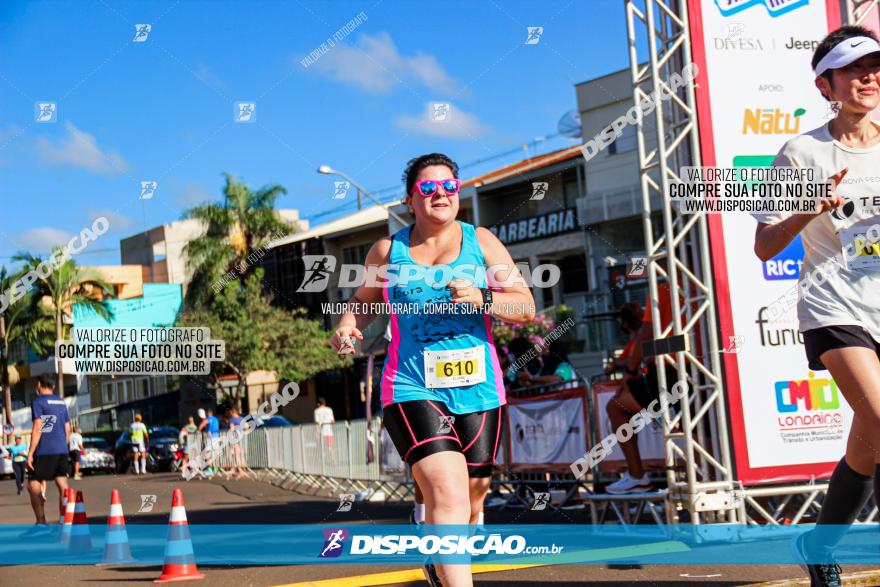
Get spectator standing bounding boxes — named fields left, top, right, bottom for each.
left=313, top=398, right=335, bottom=458
left=68, top=427, right=84, bottom=480
left=178, top=417, right=198, bottom=468
left=227, top=409, right=249, bottom=479
left=197, top=409, right=220, bottom=474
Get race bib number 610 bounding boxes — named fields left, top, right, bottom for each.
left=424, top=346, right=487, bottom=389
left=841, top=219, right=880, bottom=270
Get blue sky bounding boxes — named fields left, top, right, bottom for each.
left=0, top=0, right=630, bottom=267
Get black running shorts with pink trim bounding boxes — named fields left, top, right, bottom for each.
left=383, top=400, right=504, bottom=478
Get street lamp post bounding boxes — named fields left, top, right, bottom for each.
left=317, top=165, right=409, bottom=227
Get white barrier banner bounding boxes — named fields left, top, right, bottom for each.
left=508, top=397, right=586, bottom=465
left=691, top=0, right=853, bottom=483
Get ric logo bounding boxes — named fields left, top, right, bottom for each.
left=762, top=236, right=803, bottom=280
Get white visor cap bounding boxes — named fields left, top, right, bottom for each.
left=814, top=36, right=880, bottom=76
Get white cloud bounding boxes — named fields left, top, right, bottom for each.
left=175, top=181, right=214, bottom=208
left=307, top=32, right=457, bottom=94
left=34, top=122, right=130, bottom=175
left=88, top=209, right=133, bottom=232
left=396, top=103, right=490, bottom=139
left=14, top=227, right=74, bottom=253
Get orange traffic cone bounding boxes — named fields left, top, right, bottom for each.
left=67, top=490, right=92, bottom=554
left=98, top=489, right=136, bottom=565
left=59, top=489, right=68, bottom=525
left=154, top=488, right=204, bottom=583
left=59, top=488, right=76, bottom=544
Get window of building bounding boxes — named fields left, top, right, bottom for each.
left=342, top=243, right=371, bottom=266
left=608, top=125, right=637, bottom=155
left=135, top=378, right=149, bottom=399
left=102, top=381, right=116, bottom=404
left=560, top=254, right=589, bottom=294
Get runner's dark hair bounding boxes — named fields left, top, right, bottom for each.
left=402, top=153, right=460, bottom=196
left=38, top=373, right=55, bottom=390
left=812, top=25, right=879, bottom=100
left=618, top=301, right=644, bottom=333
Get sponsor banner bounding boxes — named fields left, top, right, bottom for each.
left=507, top=395, right=587, bottom=465
left=1, top=524, right=879, bottom=564
left=689, top=1, right=851, bottom=483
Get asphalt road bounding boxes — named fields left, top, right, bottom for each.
left=1, top=470, right=878, bottom=586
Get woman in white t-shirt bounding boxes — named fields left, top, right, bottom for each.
left=753, top=25, right=880, bottom=587
left=313, top=397, right=335, bottom=449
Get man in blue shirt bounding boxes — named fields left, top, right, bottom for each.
left=27, top=374, right=71, bottom=526
left=196, top=408, right=220, bottom=474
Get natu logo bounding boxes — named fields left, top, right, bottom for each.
left=742, top=107, right=805, bottom=135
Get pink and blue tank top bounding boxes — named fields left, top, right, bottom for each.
left=380, top=221, right=506, bottom=414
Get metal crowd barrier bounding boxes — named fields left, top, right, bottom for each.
left=177, top=387, right=668, bottom=525
left=186, top=419, right=412, bottom=500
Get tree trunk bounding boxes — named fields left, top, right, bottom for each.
left=0, top=316, right=11, bottom=443
left=55, top=309, right=64, bottom=394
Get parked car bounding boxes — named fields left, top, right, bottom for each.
left=147, top=427, right=182, bottom=471
left=80, top=437, right=114, bottom=474
left=250, top=415, right=293, bottom=428
left=0, top=447, right=14, bottom=479
left=114, top=426, right=175, bottom=473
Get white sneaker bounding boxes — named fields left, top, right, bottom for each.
left=605, top=472, right=652, bottom=495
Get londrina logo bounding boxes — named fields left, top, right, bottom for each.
left=762, top=235, right=803, bottom=280
left=743, top=107, right=805, bottom=135
left=319, top=529, right=348, bottom=558
left=715, top=0, right=809, bottom=18
left=775, top=372, right=844, bottom=430
left=775, top=372, right=840, bottom=413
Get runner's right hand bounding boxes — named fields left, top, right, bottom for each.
left=813, top=167, right=848, bottom=216
left=331, top=327, right=363, bottom=355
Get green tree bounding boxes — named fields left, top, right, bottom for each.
left=183, top=173, right=294, bottom=309
left=0, top=266, right=55, bottom=441
left=14, top=250, right=113, bottom=393
left=177, top=270, right=340, bottom=411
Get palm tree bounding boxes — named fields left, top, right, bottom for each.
left=183, top=173, right=295, bottom=309
left=0, top=266, right=54, bottom=441
left=14, top=250, right=113, bottom=394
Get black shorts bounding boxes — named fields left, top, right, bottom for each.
left=29, top=454, right=68, bottom=481
left=383, top=400, right=503, bottom=478
left=626, top=363, right=679, bottom=410
left=69, top=450, right=81, bottom=463
left=803, top=325, right=880, bottom=371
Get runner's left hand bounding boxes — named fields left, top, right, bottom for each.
left=447, top=279, right=482, bottom=307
